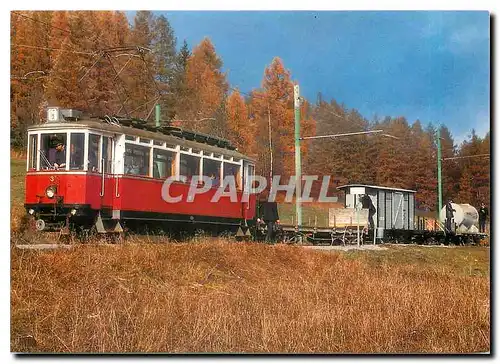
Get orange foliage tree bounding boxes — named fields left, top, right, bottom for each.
left=225, top=89, right=255, bottom=155
left=177, top=37, right=228, bottom=136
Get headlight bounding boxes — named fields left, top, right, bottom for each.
left=70, top=209, right=77, bottom=215
left=28, top=209, right=34, bottom=215
left=45, top=185, right=57, bottom=198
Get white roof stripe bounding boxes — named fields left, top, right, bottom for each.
left=337, top=184, right=416, bottom=193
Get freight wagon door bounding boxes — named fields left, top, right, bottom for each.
left=392, top=192, right=404, bottom=229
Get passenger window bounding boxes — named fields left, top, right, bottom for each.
left=204, top=159, right=221, bottom=187
left=153, top=149, right=175, bottom=179
left=69, top=133, right=85, bottom=170
left=223, top=163, right=242, bottom=189
left=180, top=154, right=200, bottom=183
left=125, top=144, right=150, bottom=176
left=102, top=137, right=113, bottom=173
left=28, top=134, right=37, bottom=170
left=88, top=134, right=101, bottom=172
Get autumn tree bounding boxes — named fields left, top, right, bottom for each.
left=438, top=125, right=461, bottom=203
left=456, top=130, right=490, bottom=207
left=457, top=166, right=474, bottom=203
left=409, top=121, right=437, bottom=210
left=177, top=37, right=228, bottom=136
left=225, top=89, right=255, bottom=155
left=125, top=11, right=158, bottom=119
left=11, top=11, right=52, bottom=148
left=248, top=57, right=294, bottom=180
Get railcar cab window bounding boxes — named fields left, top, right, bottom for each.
left=204, top=159, right=221, bottom=187
left=180, top=154, right=200, bottom=183
left=69, top=133, right=85, bottom=170
left=125, top=144, right=150, bottom=176
left=40, top=133, right=66, bottom=170
left=223, top=163, right=242, bottom=189
left=88, top=134, right=101, bottom=172
left=28, top=134, right=37, bottom=170
left=153, top=149, right=175, bottom=179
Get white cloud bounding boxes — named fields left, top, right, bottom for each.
left=447, top=24, right=489, bottom=53
left=453, top=109, right=490, bottom=145
left=473, top=109, right=491, bottom=137
left=421, top=13, right=489, bottom=54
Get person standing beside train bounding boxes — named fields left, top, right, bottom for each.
left=257, top=194, right=280, bottom=244
left=445, top=198, right=456, bottom=233
left=360, top=194, right=376, bottom=229
left=478, top=202, right=489, bottom=233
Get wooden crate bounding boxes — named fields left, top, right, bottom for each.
left=328, top=208, right=369, bottom=228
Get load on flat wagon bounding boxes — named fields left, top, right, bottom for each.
left=24, top=107, right=256, bottom=238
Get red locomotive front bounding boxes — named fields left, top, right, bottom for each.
left=25, top=107, right=257, bottom=237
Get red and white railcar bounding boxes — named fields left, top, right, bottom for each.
left=25, top=107, right=256, bottom=237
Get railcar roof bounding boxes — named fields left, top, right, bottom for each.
left=337, top=183, right=416, bottom=193
left=28, top=119, right=254, bottom=162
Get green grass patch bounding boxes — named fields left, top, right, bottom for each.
left=341, top=245, right=490, bottom=277
left=11, top=158, right=26, bottom=205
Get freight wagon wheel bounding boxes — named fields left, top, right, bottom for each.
left=331, top=237, right=344, bottom=246
left=424, top=236, right=437, bottom=245
left=344, top=236, right=359, bottom=245
left=281, top=234, right=296, bottom=245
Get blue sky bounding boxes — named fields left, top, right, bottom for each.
left=129, top=11, right=490, bottom=143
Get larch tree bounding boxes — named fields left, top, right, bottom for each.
left=438, top=125, right=460, bottom=202
left=127, top=11, right=158, bottom=120
left=457, top=166, right=474, bottom=203
left=249, top=57, right=295, bottom=180
left=375, top=117, right=413, bottom=189
left=45, top=37, right=85, bottom=109
left=180, top=37, right=228, bottom=135
left=225, top=89, right=255, bottom=155
left=457, top=130, right=490, bottom=207
left=11, top=11, right=52, bottom=148
left=410, top=120, right=437, bottom=210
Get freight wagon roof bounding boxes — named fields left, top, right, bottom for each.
left=28, top=119, right=254, bottom=162
left=337, top=184, right=416, bottom=194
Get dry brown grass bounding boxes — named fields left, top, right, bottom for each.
left=11, top=240, right=490, bottom=353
